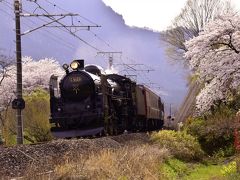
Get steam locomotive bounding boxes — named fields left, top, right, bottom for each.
left=49, top=60, right=164, bottom=138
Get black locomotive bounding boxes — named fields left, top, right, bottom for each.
left=49, top=60, right=164, bottom=138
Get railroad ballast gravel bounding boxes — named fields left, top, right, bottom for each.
left=0, top=133, right=150, bottom=177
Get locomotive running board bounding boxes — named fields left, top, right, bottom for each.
left=51, top=127, right=104, bottom=138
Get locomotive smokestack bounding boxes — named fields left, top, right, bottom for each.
left=77, top=59, right=84, bottom=70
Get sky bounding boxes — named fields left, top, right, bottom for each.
left=103, top=0, right=240, bottom=31
left=102, top=0, right=187, bottom=31
left=4, top=0, right=238, bottom=112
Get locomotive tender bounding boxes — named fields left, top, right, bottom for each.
left=49, top=60, right=164, bottom=138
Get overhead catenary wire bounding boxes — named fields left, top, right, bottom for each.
left=29, top=0, right=103, bottom=52
left=43, top=0, right=115, bottom=50
left=42, top=0, right=156, bottom=76
left=31, top=1, right=157, bottom=89
left=0, top=0, right=77, bottom=51
left=2, top=0, right=103, bottom=52
left=44, top=0, right=99, bottom=26
left=42, top=1, right=148, bottom=61
left=2, top=0, right=161, bottom=92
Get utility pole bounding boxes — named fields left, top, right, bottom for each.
left=169, top=103, right=172, bottom=117
left=97, top=51, right=122, bottom=70
left=167, top=103, right=172, bottom=128
left=13, top=0, right=24, bottom=144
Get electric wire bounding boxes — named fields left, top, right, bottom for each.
left=43, top=0, right=114, bottom=50
left=3, top=0, right=103, bottom=52
left=1, top=1, right=77, bottom=51
left=44, top=0, right=99, bottom=26
left=32, top=0, right=102, bottom=51
left=41, top=0, right=157, bottom=86
left=2, top=0, right=161, bottom=93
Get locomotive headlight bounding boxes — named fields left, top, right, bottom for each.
left=70, top=61, right=79, bottom=70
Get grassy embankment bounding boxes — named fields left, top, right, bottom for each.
left=23, top=130, right=240, bottom=180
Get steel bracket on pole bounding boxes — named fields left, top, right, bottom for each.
left=12, top=98, right=25, bottom=110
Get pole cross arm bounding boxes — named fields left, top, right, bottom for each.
left=20, top=13, right=78, bottom=17
left=97, top=51, right=122, bottom=55
left=44, top=25, right=101, bottom=28
left=21, top=16, right=65, bottom=36
left=124, top=69, right=154, bottom=72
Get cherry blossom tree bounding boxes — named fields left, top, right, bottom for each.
left=0, top=56, right=64, bottom=109
left=0, top=55, right=13, bottom=86
left=161, top=0, right=232, bottom=63
left=0, top=57, right=64, bottom=142
left=185, top=13, right=240, bottom=113
left=0, top=55, right=14, bottom=131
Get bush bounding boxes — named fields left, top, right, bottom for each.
left=3, top=88, right=52, bottom=144
left=184, top=105, right=237, bottom=156
left=151, top=130, right=204, bottom=161
left=23, top=89, right=52, bottom=142
left=0, top=133, right=3, bottom=145
left=221, top=161, right=237, bottom=176
left=159, top=158, right=190, bottom=179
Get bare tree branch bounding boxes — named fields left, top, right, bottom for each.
left=211, top=32, right=240, bottom=54
left=161, top=0, right=232, bottom=65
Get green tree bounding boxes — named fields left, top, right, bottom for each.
left=23, top=89, right=52, bottom=142
left=4, top=89, right=52, bottom=145
left=184, top=103, right=240, bottom=155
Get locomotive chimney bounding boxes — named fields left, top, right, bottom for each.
left=75, top=59, right=84, bottom=70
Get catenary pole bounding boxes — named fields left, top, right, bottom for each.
left=14, top=0, right=24, bottom=144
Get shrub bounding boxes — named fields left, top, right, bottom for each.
left=221, top=161, right=237, bottom=176
left=220, top=159, right=240, bottom=180
left=0, top=133, right=3, bottom=145
left=184, top=105, right=237, bottom=156
left=23, top=89, right=52, bottom=142
left=3, top=88, right=52, bottom=144
left=151, top=130, right=204, bottom=161
left=159, top=158, right=190, bottom=179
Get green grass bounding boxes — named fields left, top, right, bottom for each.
left=160, top=158, right=240, bottom=180
left=183, top=164, right=224, bottom=180
left=159, top=158, right=190, bottom=179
